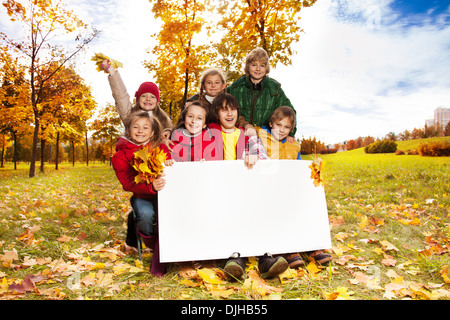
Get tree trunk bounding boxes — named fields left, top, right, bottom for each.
left=55, top=131, right=60, bottom=170
left=40, top=138, right=45, bottom=173
left=72, top=141, right=75, bottom=167
left=29, top=116, right=39, bottom=178
left=85, top=130, right=89, bottom=166
left=0, top=134, right=4, bottom=168
left=13, top=132, right=17, bottom=170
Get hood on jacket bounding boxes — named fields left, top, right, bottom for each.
left=115, top=136, right=150, bottom=151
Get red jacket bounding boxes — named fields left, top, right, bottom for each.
left=208, top=123, right=246, bottom=160
left=170, top=127, right=221, bottom=162
left=111, top=137, right=172, bottom=200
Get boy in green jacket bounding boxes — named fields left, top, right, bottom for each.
left=227, top=47, right=297, bottom=140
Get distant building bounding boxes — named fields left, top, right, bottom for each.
left=425, top=119, right=435, bottom=127
left=426, top=107, right=450, bottom=128
left=435, top=107, right=450, bottom=128
left=326, top=142, right=347, bottom=152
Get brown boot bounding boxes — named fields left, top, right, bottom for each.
left=308, top=250, right=332, bottom=265
left=284, top=253, right=305, bottom=268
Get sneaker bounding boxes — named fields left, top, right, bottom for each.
left=223, top=253, right=246, bottom=281
left=308, top=250, right=332, bottom=265
left=285, top=253, right=305, bottom=268
left=258, top=253, right=288, bottom=279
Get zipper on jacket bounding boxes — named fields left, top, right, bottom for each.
left=249, top=77, right=264, bottom=125
left=188, top=136, right=192, bottom=161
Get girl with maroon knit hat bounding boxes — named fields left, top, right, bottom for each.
left=101, top=59, right=173, bottom=142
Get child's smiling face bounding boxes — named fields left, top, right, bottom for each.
left=129, top=117, right=153, bottom=144
left=218, top=104, right=238, bottom=132
left=248, top=60, right=268, bottom=83
left=203, top=74, right=226, bottom=97
left=184, top=104, right=207, bottom=135
left=138, top=92, right=158, bottom=111
left=270, top=117, right=292, bottom=141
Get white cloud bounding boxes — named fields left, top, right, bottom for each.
left=2, top=0, right=449, bottom=144
left=64, top=0, right=161, bottom=109
left=271, top=0, right=450, bottom=143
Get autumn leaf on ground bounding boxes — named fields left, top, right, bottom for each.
left=441, top=266, right=450, bottom=284
left=349, top=271, right=382, bottom=290
left=323, top=287, right=354, bottom=300
left=197, top=268, right=227, bottom=285
left=17, top=225, right=41, bottom=246
left=0, top=248, right=19, bottom=267
left=0, top=277, right=8, bottom=294
left=243, top=270, right=282, bottom=296
left=245, top=257, right=259, bottom=272
left=8, top=274, right=42, bottom=294
left=380, top=240, right=399, bottom=252
left=381, top=254, right=397, bottom=267
left=306, top=261, right=322, bottom=278
left=278, top=268, right=299, bottom=284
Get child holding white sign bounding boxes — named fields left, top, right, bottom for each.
left=170, top=101, right=221, bottom=161
left=208, top=93, right=288, bottom=280
left=257, top=106, right=332, bottom=267
left=208, top=93, right=268, bottom=169
left=112, top=111, right=173, bottom=276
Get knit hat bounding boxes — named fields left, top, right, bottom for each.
left=135, top=82, right=160, bottom=101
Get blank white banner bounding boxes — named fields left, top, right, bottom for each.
left=158, top=160, right=331, bottom=263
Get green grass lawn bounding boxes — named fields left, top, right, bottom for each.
left=0, top=147, right=449, bottom=300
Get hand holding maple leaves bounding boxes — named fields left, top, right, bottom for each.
left=152, top=173, right=166, bottom=191
left=152, top=159, right=174, bottom=191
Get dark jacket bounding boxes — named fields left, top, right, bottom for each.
left=227, top=75, right=297, bottom=136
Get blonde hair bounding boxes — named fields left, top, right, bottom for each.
left=244, top=47, right=270, bottom=76
left=124, top=111, right=162, bottom=148
left=269, top=106, right=296, bottom=133
left=199, top=68, right=227, bottom=94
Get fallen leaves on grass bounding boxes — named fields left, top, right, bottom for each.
left=1, top=156, right=449, bottom=300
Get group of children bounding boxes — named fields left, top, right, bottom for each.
left=106, top=47, right=331, bottom=279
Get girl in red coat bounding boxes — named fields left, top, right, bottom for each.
left=170, top=101, right=221, bottom=161
left=112, top=111, right=173, bottom=276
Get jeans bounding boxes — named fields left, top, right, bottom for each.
left=130, top=196, right=156, bottom=237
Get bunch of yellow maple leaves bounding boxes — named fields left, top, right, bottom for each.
left=309, top=157, right=323, bottom=187
left=132, top=146, right=167, bottom=184
left=91, top=53, right=123, bottom=73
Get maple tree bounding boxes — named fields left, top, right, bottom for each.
left=145, top=0, right=213, bottom=120
left=215, top=0, right=317, bottom=82
left=36, top=62, right=96, bottom=170
left=0, top=46, right=33, bottom=169
left=1, top=0, right=98, bottom=177
left=90, top=103, right=123, bottom=165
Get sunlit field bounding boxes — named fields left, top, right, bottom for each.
left=0, top=141, right=449, bottom=300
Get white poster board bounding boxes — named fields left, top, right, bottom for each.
left=158, top=160, right=331, bottom=263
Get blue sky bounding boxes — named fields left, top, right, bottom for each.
left=1, top=0, right=449, bottom=144
left=271, top=0, right=450, bottom=143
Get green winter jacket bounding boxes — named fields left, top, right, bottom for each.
left=227, top=75, right=297, bottom=136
